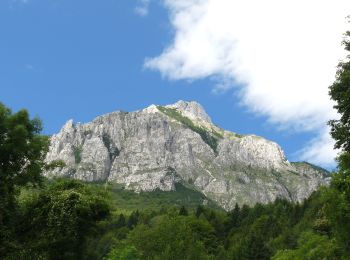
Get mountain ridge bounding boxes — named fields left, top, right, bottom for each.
left=45, top=100, right=329, bottom=210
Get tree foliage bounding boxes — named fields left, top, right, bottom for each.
left=0, top=103, right=49, bottom=255
left=10, top=179, right=350, bottom=260
left=105, top=245, right=141, bottom=260
left=327, top=24, right=350, bottom=256
left=11, top=179, right=111, bottom=259
left=272, top=232, right=341, bottom=260
left=329, top=30, right=350, bottom=151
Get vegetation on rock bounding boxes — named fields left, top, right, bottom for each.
left=73, top=145, right=83, bottom=164
left=157, top=105, right=222, bottom=154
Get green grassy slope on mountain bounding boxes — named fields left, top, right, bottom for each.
left=157, top=105, right=222, bottom=153
left=101, top=182, right=222, bottom=213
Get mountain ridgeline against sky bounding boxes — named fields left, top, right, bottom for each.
left=45, top=101, right=329, bottom=210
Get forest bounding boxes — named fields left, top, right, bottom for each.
left=2, top=176, right=349, bottom=259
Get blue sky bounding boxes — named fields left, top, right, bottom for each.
left=1, top=0, right=349, bottom=168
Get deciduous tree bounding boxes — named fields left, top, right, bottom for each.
left=0, top=103, right=49, bottom=255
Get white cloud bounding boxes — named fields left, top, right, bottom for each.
left=145, top=0, right=350, bottom=167
left=298, top=127, right=339, bottom=168
left=135, top=0, right=151, bottom=17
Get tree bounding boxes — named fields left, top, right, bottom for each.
left=127, top=210, right=140, bottom=229
left=179, top=205, right=188, bottom=216
left=272, top=232, right=341, bottom=260
left=105, top=245, right=141, bottom=260
left=233, top=215, right=279, bottom=260
left=0, top=103, right=49, bottom=255
left=15, top=179, right=110, bottom=259
left=127, top=216, right=209, bottom=259
left=196, top=205, right=205, bottom=218
left=116, top=214, right=126, bottom=228
left=327, top=24, right=350, bottom=255
left=329, top=28, right=350, bottom=152
left=227, top=203, right=240, bottom=230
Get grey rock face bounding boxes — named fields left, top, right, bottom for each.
left=166, top=100, right=213, bottom=124
left=45, top=101, right=329, bottom=210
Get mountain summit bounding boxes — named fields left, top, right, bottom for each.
left=166, top=100, right=213, bottom=124
left=45, top=101, right=328, bottom=210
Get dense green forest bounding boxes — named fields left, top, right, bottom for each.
left=2, top=173, right=350, bottom=259
left=1, top=28, right=350, bottom=260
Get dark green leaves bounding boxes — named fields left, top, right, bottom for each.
left=0, top=103, right=49, bottom=256
left=329, top=30, right=350, bottom=151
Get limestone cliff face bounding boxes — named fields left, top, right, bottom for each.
left=45, top=101, right=329, bottom=210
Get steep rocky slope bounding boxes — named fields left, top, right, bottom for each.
left=45, top=101, right=329, bottom=210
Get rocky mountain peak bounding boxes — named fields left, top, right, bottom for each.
left=45, top=100, right=329, bottom=210
left=165, top=100, right=213, bottom=125
left=62, top=119, right=75, bottom=130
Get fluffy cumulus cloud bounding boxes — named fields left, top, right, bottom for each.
left=298, top=127, right=339, bottom=168
left=145, top=0, right=350, bottom=167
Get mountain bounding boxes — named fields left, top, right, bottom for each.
left=45, top=101, right=329, bottom=210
